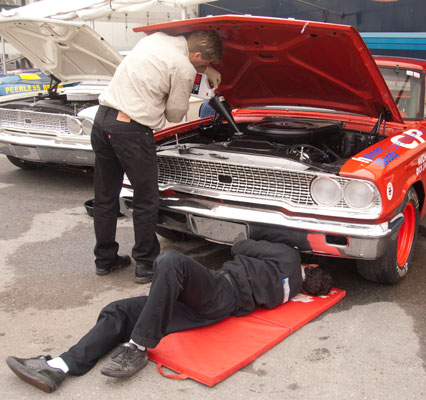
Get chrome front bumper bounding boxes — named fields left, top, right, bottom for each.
left=0, top=130, right=94, bottom=166
left=120, top=191, right=403, bottom=260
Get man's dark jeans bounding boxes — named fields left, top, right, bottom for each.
left=90, top=105, right=160, bottom=268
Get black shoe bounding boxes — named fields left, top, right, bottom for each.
left=101, top=343, right=148, bottom=378
left=135, top=263, right=154, bottom=284
left=6, top=355, right=66, bottom=393
left=96, top=255, right=131, bottom=275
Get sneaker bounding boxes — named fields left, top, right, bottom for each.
left=96, top=255, right=131, bottom=275
left=6, top=355, right=66, bottom=393
left=135, top=263, right=154, bottom=284
left=101, top=343, right=148, bottom=378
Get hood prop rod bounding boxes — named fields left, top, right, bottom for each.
left=369, top=110, right=387, bottom=143
left=47, top=75, right=61, bottom=98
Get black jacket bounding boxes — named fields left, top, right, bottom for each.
left=222, top=239, right=302, bottom=316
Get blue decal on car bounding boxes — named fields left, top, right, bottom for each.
left=373, top=151, right=400, bottom=167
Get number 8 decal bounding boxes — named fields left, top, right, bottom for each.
left=391, top=129, right=425, bottom=149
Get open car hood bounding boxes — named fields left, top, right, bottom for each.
left=0, top=18, right=123, bottom=84
left=136, top=15, right=403, bottom=123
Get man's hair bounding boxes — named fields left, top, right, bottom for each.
left=186, top=30, right=222, bottom=62
left=302, top=267, right=333, bottom=296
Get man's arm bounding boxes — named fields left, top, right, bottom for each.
left=164, top=68, right=194, bottom=123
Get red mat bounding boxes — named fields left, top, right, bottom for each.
left=148, top=288, right=345, bottom=386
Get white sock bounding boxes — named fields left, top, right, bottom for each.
left=129, top=339, right=146, bottom=352
left=47, top=357, right=69, bottom=374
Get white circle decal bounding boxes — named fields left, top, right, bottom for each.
left=387, top=182, right=393, bottom=200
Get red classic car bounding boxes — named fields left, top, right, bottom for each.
left=120, top=15, right=426, bottom=284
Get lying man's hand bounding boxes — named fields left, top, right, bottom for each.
left=205, top=66, right=221, bottom=89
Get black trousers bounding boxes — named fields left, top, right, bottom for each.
left=60, top=251, right=236, bottom=376
left=90, top=105, right=160, bottom=268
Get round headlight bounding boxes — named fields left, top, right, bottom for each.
left=343, top=181, right=375, bottom=208
left=67, top=117, right=82, bottom=135
left=311, top=177, right=341, bottom=206
left=82, top=118, right=93, bottom=135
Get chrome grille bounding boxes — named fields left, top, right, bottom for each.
left=158, top=156, right=380, bottom=209
left=0, top=108, right=69, bottom=135
left=158, top=156, right=320, bottom=205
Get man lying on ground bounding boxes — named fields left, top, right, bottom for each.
left=6, top=239, right=333, bottom=393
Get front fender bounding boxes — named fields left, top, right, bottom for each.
left=340, top=127, right=426, bottom=219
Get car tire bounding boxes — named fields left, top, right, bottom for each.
left=356, top=187, right=419, bottom=284
left=6, top=155, right=43, bottom=170
left=156, top=226, right=194, bottom=241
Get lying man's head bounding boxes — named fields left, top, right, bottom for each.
left=301, top=265, right=333, bottom=296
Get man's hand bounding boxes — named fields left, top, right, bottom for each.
left=204, top=66, right=221, bottom=89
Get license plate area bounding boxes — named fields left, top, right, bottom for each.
left=189, top=215, right=248, bottom=244
left=10, top=144, right=40, bottom=160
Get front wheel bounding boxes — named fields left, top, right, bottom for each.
left=356, top=188, right=419, bottom=284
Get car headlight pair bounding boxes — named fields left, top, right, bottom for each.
left=311, top=177, right=376, bottom=209
left=66, top=116, right=93, bottom=135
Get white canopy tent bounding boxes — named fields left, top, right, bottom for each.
left=0, top=0, right=216, bottom=21
left=0, top=0, right=216, bottom=72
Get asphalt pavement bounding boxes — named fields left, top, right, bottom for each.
left=0, top=155, right=425, bottom=399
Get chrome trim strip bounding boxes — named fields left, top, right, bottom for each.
left=0, top=132, right=92, bottom=149
left=158, top=196, right=399, bottom=239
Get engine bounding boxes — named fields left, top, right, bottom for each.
left=158, top=95, right=374, bottom=171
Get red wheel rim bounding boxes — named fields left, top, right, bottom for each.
left=397, top=202, right=416, bottom=267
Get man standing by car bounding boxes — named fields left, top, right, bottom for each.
left=90, top=30, right=222, bottom=283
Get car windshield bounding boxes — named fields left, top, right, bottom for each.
left=379, top=66, right=425, bottom=120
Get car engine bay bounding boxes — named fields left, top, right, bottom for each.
left=157, top=95, right=382, bottom=174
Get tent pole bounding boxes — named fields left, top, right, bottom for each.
left=1, top=36, right=6, bottom=74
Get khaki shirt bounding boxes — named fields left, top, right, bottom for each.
left=99, top=32, right=196, bottom=130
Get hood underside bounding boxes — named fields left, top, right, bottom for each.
left=0, top=18, right=123, bottom=84
left=136, top=15, right=403, bottom=123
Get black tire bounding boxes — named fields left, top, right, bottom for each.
left=6, top=155, right=43, bottom=170
left=156, top=226, right=194, bottom=241
left=356, top=188, right=419, bottom=284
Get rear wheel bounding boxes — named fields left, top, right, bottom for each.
left=6, top=155, right=43, bottom=170
left=356, top=188, right=419, bottom=284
